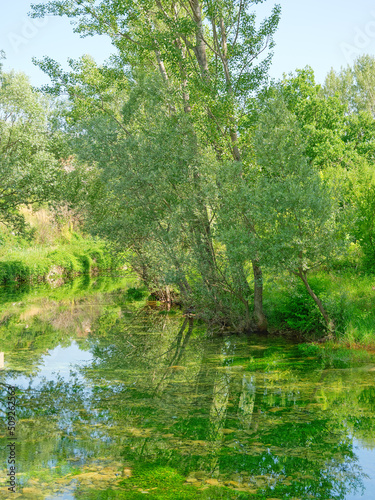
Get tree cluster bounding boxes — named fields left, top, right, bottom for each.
left=2, top=0, right=369, bottom=334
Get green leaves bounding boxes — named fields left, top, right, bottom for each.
left=251, top=95, right=341, bottom=271
left=0, top=71, right=60, bottom=232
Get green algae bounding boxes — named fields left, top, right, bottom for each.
left=0, top=280, right=375, bottom=499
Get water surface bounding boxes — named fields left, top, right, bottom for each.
left=1, top=278, right=375, bottom=499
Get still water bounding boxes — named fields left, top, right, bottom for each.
left=0, top=277, right=375, bottom=499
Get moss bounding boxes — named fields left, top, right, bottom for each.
left=78, top=486, right=255, bottom=500
left=114, top=465, right=256, bottom=499
left=128, top=465, right=185, bottom=489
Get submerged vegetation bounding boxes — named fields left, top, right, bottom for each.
left=2, top=3, right=375, bottom=499
left=1, top=282, right=375, bottom=499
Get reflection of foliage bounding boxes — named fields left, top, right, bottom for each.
left=0, top=274, right=135, bottom=375
left=0, top=288, right=374, bottom=499
left=297, top=342, right=373, bottom=369
left=77, top=477, right=253, bottom=500
left=126, top=286, right=148, bottom=302
left=76, top=319, right=372, bottom=499
left=0, top=318, right=70, bottom=376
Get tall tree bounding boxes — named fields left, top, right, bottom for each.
left=31, top=0, right=281, bottom=331
left=324, top=54, right=375, bottom=116
left=219, top=91, right=344, bottom=333
left=251, top=96, right=341, bottom=333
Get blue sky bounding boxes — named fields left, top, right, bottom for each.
left=1, top=0, right=375, bottom=86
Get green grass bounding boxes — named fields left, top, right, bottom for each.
left=264, top=269, right=375, bottom=347
left=0, top=207, right=123, bottom=284
left=0, top=235, right=119, bottom=284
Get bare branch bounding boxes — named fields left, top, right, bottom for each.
left=232, top=0, right=244, bottom=47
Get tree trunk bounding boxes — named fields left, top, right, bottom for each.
left=155, top=49, right=169, bottom=82
left=190, top=0, right=209, bottom=78
left=252, top=260, right=268, bottom=332
left=165, top=285, right=171, bottom=310
left=226, top=254, right=252, bottom=331
left=298, top=268, right=335, bottom=334
left=242, top=297, right=252, bottom=332
left=235, top=263, right=252, bottom=331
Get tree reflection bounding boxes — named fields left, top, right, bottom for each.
left=76, top=318, right=370, bottom=499
left=0, top=291, right=374, bottom=499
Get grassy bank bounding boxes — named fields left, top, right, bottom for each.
left=0, top=236, right=118, bottom=284
left=0, top=207, right=121, bottom=285
left=2, top=208, right=374, bottom=353
left=264, top=269, right=375, bottom=348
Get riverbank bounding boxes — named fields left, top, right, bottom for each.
left=122, top=267, right=375, bottom=350
left=263, top=268, right=375, bottom=349
left=0, top=207, right=120, bottom=285
left=0, top=236, right=120, bottom=285
left=2, top=207, right=374, bottom=350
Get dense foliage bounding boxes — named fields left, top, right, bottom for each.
left=30, top=0, right=282, bottom=332
left=1, top=1, right=375, bottom=337
left=0, top=69, right=60, bottom=232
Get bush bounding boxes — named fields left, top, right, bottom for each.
left=127, top=287, right=147, bottom=301
left=267, top=280, right=324, bottom=334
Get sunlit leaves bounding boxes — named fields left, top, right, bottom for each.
left=0, top=71, right=60, bottom=232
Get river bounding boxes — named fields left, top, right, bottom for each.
left=0, top=276, right=375, bottom=499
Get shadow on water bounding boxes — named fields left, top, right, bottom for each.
left=0, top=278, right=375, bottom=499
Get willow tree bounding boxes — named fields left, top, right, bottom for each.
left=251, top=96, right=342, bottom=333
left=31, top=0, right=280, bottom=330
